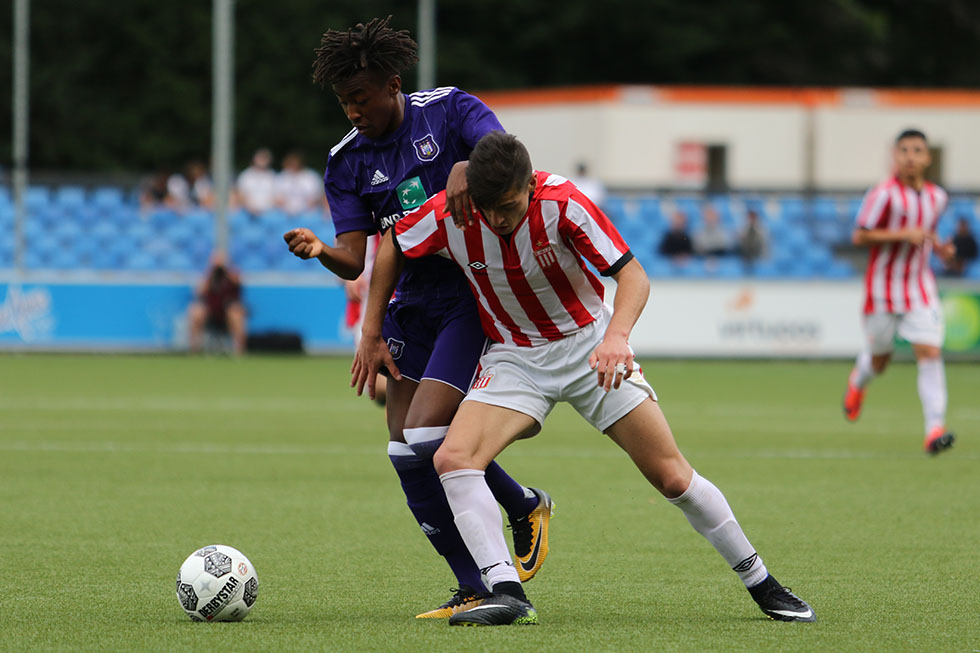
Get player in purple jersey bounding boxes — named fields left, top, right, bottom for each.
left=282, top=17, right=553, bottom=619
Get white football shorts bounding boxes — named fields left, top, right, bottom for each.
left=863, top=306, right=945, bottom=354
left=463, top=306, right=657, bottom=432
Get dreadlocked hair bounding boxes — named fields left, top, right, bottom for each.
left=313, top=16, right=419, bottom=88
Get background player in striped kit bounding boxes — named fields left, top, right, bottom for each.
left=283, top=18, right=552, bottom=618
left=843, top=129, right=957, bottom=454
left=352, top=131, right=815, bottom=626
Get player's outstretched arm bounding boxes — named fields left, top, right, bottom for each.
left=852, top=227, right=932, bottom=248
left=590, top=258, right=650, bottom=392
left=283, top=228, right=367, bottom=280
left=351, top=231, right=405, bottom=399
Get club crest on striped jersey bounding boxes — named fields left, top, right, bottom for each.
left=532, top=239, right=558, bottom=268
left=413, top=134, right=440, bottom=161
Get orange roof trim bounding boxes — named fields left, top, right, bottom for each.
left=474, top=84, right=980, bottom=108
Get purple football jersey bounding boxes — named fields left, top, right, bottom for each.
left=325, top=86, right=503, bottom=298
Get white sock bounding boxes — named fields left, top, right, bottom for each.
left=917, top=357, right=947, bottom=434
left=440, top=468, right=521, bottom=588
left=850, top=351, right=876, bottom=389
left=668, top=471, right=769, bottom=588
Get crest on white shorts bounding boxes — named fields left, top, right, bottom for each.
left=471, top=373, right=493, bottom=390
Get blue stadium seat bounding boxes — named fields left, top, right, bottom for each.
left=711, top=257, right=744, bottom=278
left=25, top=186, right=50, bottom=210
left=49, top=249, right=82, bottom=270
left=146, top=208, right=180, bottom=233
left=73, top=205, right=101, bottom=228
left=159, top=251, right=196, bottom=271
left=671, top=257, right=705, bottom=278
left=123, top=252, right=157, bottom=271
left=90, top=247, right=123, bottom=270
left=965, top=261, right=980, bottom=280
left=825, top=260, right=855, bottom=278
left=747, top=260, right=780, bottom=278
left=91, top=221, right=117, bottom=245
left=604, top=196, right=630, bottom=225
left=813, top=220, right=846, bottom=245
left=236, top=254, right=270, bottom=272
left=53, top=221, right=83, bottom=245
left=644, top=258, right=672, bottom=278
left=779, top=197, right=805, bottom=223
left=813, top=197, right=839, bottom=221
left=950, top=197, right=977, bottom=221
left=0, top=186, right=10, bottom=206
left=92, top=187, right=125, bottom=209
left=54, top=186, right=86, bottom=210
left=125, top=221, right=155, bottom=245
left=637, top=196, right=662, bottom=223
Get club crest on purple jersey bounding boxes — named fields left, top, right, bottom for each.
left=412, top=134, right=440, bottom=161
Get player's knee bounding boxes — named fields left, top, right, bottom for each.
left=871, top=354, right=891, bottom=373
left=659, top=472, right=692, bottom=499
left=432, top=441, right=471, bottom=476
left=648, top=458, right=693, bottom=499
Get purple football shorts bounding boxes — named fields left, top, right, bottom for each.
left=381, top=293, right=487, bottom=394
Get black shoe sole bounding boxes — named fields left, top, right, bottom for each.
left=927, top=432, right=955, bottom=455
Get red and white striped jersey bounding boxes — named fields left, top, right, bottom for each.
left=393, top=170, right=633, bottom=346
left=855, top=176, right=948, bottom=315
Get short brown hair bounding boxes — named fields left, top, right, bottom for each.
left=466, top=132, right=533, bottom=210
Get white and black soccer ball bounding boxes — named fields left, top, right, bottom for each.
left=176, top=545, right=259, bottom=622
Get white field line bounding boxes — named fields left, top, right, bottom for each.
left=0, top=397, right=319, bottom=412
left=0, top=440, right=974, bottom=461
left=2, top=397, right=977, bottom=422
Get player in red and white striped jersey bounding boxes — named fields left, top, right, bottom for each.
left=394, top=168, right=630, bottom=347
left=844, top=129, right=957, bottom=454
left=352, top=132, right=815, bottom=625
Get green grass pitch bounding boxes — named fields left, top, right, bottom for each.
left=0, top=354, right=977, bottom=651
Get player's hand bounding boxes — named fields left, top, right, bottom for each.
left=446, top=161, right=476, bottom=229
left=588, top=334, right=634, bottom=392
left=344, top=278, right=364, bottom=302
left=351, top=333, right=401, bottom=400
left=936, top=239, right=957, bottom=262
left=903, top=228, right=932, bottom=247
left=284, top=228, right=325, bottom=259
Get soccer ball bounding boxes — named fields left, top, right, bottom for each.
left=176, top=545, right=259, bottom=622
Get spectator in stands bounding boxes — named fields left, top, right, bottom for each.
left=737, top=209, right=769, bottom=264
left=692, top=205, right=733, bottom=257
left=188, top=253, right=247, bottom=355
left=568, top=162, right=607, bottom=210
left=235, top=148, right=277, bottom=216
left=168, top=160, right=214, bottom=211
left=139, top=169, right=174, bottom=211
left=658, top=210, right=694, bottom=259
left=945, top=217, right=979, bottom=276
left=274, top=150, right=325, bottom=215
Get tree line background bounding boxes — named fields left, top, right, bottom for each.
left=0, top=0, right=978, bottom=175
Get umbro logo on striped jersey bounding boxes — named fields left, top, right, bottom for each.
left=371, top=169, right=389, bottom=186
left=468, top=261, right=488, bottom=274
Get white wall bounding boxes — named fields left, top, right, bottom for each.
left=485, top=87, right=980, bottom=192
left=815, top=107, right=980, bottom=189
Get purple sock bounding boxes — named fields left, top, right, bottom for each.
left=485, top=461, right=539, bottom=518
left=403, top=427, right=538, bottom=520
left=388, top=442, right=486, bottom=591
